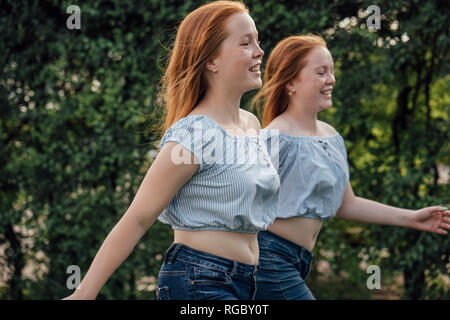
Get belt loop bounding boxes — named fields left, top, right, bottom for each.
left=300, top=247, right=306, bottom=262
left=296, top=247, right=302, bottom=264
left=166, top=243, right=181, bottom=264
left=301, top=247, right=312, bottom=264
left=253, top=264, right=259, bottom=276
left=302, top=246, right=311, bottom=261
left=230, top=261, right=238, bottom=277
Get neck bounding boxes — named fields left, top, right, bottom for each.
left=196, top=85, right=243, bottom=125
left=284, top=102, right=319, bottom=135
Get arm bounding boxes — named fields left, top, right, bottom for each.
left=336, top=182, right=450, bottom=235
left=336, top=182, right=412, bottom=226
left=63, top=142, right=200, bottom=299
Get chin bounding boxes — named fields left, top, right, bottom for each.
left=246, top=81, right=262, bottom=91
left=253, top=82, right=263, bottom=90
left=319, top=103, right=333, bottom=111
left=255, top=78, right=263, bottom=87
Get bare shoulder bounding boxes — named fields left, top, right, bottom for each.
left=240, top=108, right=261, bottom=131
left=318, top=120, right=338, bottom=136
left=264, top=115, right=291, bottom=134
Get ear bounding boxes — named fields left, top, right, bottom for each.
left=205, top=58, right=219, bottom=73
left=285, top=80, right=296, bottom=93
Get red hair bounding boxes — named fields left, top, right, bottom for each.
left=158, top=1, right=248, bottom=134
left=251, top=34, right=327, bottom=127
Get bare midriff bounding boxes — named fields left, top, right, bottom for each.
left=267, top=217, right=323, bottom=252
left=174, top=230, right=259, bottom=265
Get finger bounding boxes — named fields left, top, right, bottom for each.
left=428, top=206, right=445, bottom=214
left=436, top=228, right=448, bottom=235
left=431, top=211, right=443, bottom=217
left=439, top=223, right=450, bottom=230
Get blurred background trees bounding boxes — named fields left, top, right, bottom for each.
left=1, top=0, right=448, bottom=299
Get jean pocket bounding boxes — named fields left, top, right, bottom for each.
left=156, top=286, right=170, bottom=300
left=189, top=265, right=231, bottom=286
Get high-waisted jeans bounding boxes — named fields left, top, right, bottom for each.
left=255, top=230, right=315, bottom=300
left=157, top=243, right=259, bottom=300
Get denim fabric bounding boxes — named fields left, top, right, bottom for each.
left=254, top=230, right=315, bottom=300
left=156, top=243, right=259, bottom=300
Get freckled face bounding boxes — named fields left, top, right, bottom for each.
left=290, top=46, right=336, bottom=111
left=210, top=13, right=264, bottom=93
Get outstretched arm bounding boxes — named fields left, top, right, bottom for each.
left=336, top=182, right=450, bottom=235
left=62, top=142, right=200, bottom=299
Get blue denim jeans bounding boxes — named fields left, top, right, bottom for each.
left=254, top=230, right=315, bottom=300
left=156, top=243, right=259, bottom=300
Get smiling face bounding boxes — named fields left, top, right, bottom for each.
left=288, top=46, right=336, bottom=112
left=206, top=12, right=264, bottom=94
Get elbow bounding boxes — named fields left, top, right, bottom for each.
left=134, top=210, right=159, bottom=234
left=121, top=209, right=156, bottom=238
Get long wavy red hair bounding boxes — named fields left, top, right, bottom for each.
left=157, top=1, right=249, bottom=134
left=251, top=34, right=327, bottom=128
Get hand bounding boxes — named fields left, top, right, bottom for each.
left=411, top=206, right=450, bottom=235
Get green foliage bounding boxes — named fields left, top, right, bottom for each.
left=1, top=0, right=448, bottom=299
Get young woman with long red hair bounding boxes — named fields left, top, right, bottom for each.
left=252, top=34, right=450, bottom=300
left=62, top=1, right=280, bottom=300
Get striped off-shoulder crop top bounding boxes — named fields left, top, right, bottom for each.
left=260, top=128, right=350, bottom=221
left=157, top=115, right=280, bottom=233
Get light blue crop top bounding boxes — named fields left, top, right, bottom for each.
left=260, top=128, right=350, bottom=221
left=157, top=115, right=280, bottom=233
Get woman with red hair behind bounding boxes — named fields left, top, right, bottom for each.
left=62, top=1, right=280, bottom=300
left=252, top=34, right=450, bottom=300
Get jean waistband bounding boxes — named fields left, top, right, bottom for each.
left=258, top=230, right=313, bottom=261
left=164, top=243, right=259, bottom=277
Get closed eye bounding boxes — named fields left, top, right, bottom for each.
left=318, top=70, right=334, bottom=75
left=241, top=39, right=260, bottom=47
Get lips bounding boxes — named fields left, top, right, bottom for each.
left=249, top=62, right=261, bottom=72
left=320, top=88, right=333, bottom=97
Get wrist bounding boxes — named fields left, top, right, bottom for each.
left=405, top=209, right=417, bottom=229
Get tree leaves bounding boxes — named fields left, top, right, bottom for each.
left=1, top=0, right=448, bottom=299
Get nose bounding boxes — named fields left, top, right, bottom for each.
left=255, top=44, right=264, bottom=58
left=327, top=72, right=335, bottom=86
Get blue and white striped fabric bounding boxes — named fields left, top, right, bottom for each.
left=260, top=128, right=350, bottom=221
left=158, top=115, right=280, bottom=233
